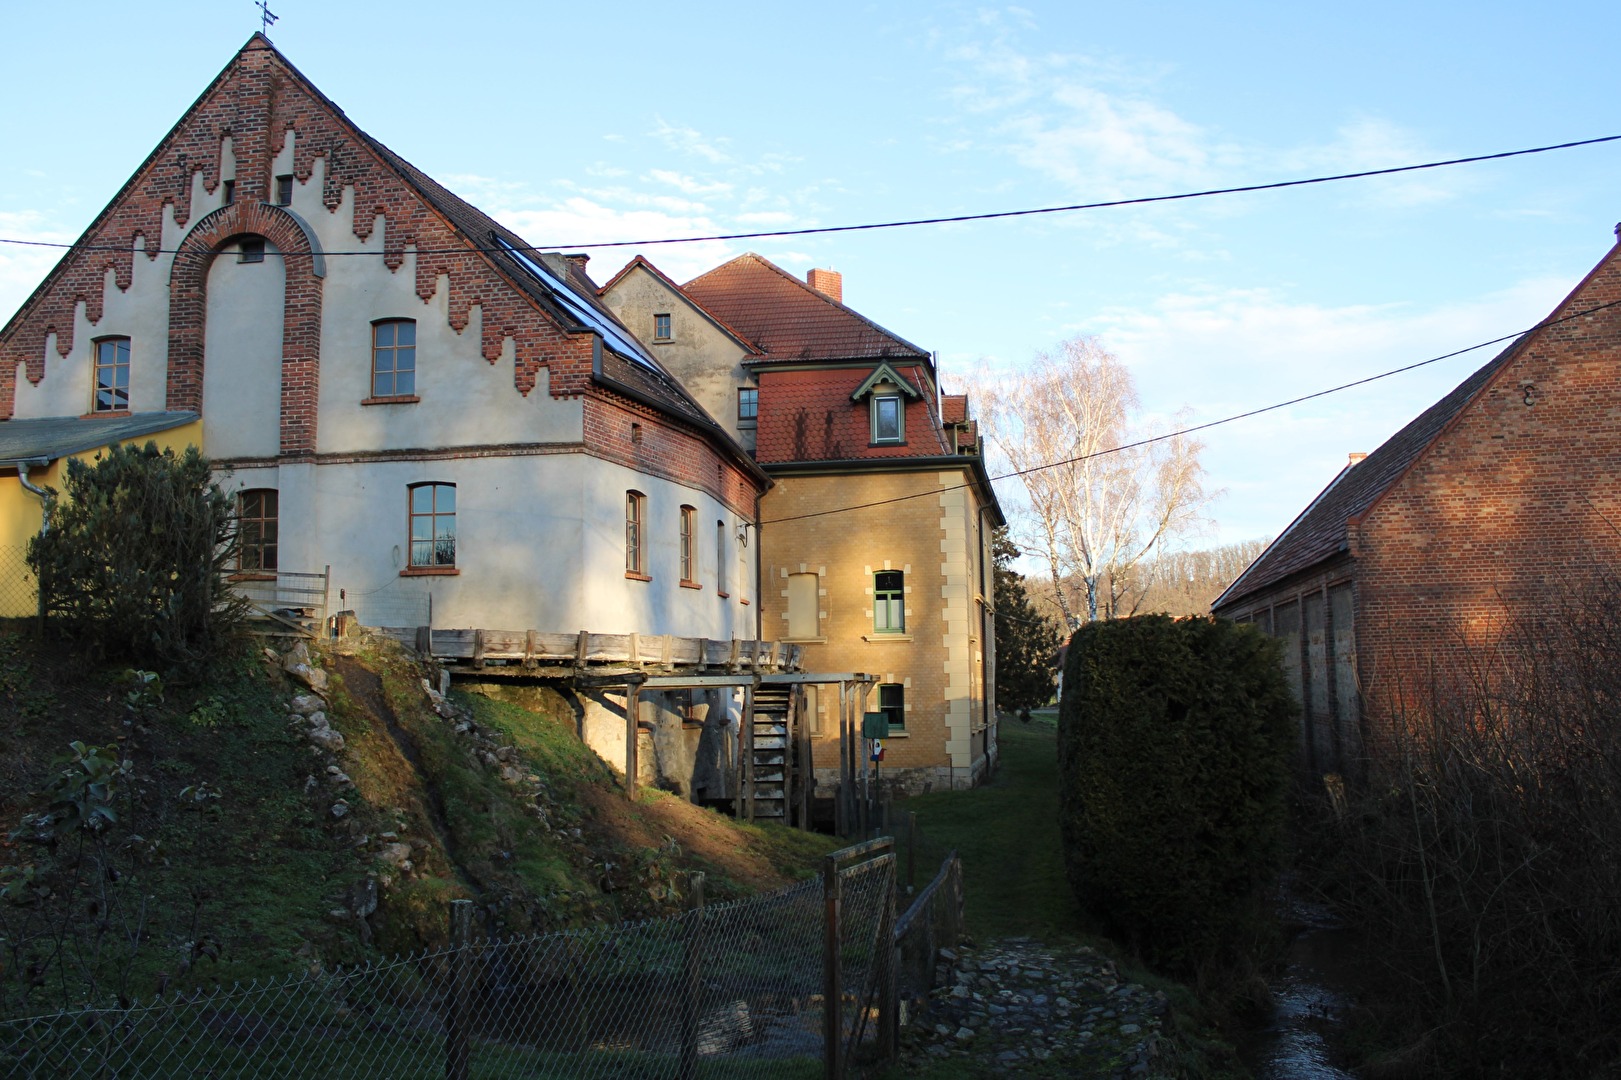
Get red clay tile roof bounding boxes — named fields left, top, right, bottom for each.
left=1215, top=335, right=1524, bottom=610
left=681, top=254, right=931, bottom=366
left=941, top=394, right=968, bottom=424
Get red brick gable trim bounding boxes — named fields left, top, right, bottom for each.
left=0, top=34, right=597, bottom=422
left=166, top=201, right=324, bottom=454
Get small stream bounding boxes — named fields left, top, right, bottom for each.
left=1243, top=894, right=1359, bottom=1079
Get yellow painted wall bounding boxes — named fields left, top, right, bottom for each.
left=760, top=465, right=996, bottom=782
left=0, top=421, right=203, bottom=617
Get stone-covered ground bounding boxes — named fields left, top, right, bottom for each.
left=899, top=937, right=1171, bottom=1077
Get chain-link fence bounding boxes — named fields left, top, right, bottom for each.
left=0, top=545, right=38, bottom=620
left=1, top=841, right=930, bottom=1080
left=343, top=579, right=431, bottom=631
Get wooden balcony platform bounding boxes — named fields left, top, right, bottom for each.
left=372, top=626, right=805, bottom=679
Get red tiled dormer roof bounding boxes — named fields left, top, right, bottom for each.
left=681, top=254, right=930, bottom=367
left=941, top=394, right=968, bottom=424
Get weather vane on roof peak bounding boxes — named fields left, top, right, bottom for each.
left=255, top=0, right=278, bottom=37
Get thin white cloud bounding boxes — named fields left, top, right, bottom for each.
left=650, top=118, right=732, bottom=165
left=1073, top=276, right=1574, bottom=542
left=0, top=211, right=72, bottom=319
left=645, top=169, right=734, bottom=197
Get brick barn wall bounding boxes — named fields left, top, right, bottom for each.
left=1355, top=240, right=1621, bottom=727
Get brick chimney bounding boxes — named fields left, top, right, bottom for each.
left=1348, top=452, right=1368, bottom=466
left=806, top=268, right=842, bottom=303
left=563, top=253, right=590, bottom=274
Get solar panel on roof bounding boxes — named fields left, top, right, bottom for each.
left=492, top=236, right=668, bottom=375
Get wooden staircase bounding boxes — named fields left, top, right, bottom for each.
left=747, top=685, right=794, bottom=822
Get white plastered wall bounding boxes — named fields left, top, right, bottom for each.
left=13, top=135, right=242, bottom=420
left=202, top=239, right=283, bottom=459
left=219, top=453, right=755, bottom=639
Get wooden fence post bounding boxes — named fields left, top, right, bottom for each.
left=906, top=812, right=917, bottom=894
left=625, top=681, right=642, bottom=801
left=679, top=872, right=706, bottom=1080
left=446, top=899, right=473, bottom=1080
left=743, top=681, right=756, bottom=822
left=823, top=853, right=844, bottom=1080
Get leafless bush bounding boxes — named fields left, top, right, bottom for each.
left=1305, top=583, right=1621, bottom=1077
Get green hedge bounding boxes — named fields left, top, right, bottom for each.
left=1056, top=615, right=1294, bottom=973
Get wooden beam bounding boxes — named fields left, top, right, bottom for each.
left=575, top=630, right=589, bottom=668
left=626, top=681, right=642, bottom=801
left=743, top=681, right=756, bottom=823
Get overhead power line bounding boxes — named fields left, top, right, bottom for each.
left=760, top=295, right=1621, bottom=527
left=0, top=134, right=1615, bottom=258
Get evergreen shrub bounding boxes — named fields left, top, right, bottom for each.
left=26, top=441, right=244, bottom=671
left=1056, top=614, right=1294, bottom=973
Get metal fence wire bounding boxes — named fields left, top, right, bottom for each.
left=0, top=545, right=38, bottom=620
left=0, top=843, right=928, bottom=1080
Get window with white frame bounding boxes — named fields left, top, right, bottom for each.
left=870, top=393, right=903, bottom=443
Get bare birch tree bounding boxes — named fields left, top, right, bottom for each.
left=975, top=335, right=1210, bottom=626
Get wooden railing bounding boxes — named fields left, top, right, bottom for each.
left=371, top=626, right=804, bottom=673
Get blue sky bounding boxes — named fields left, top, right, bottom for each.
left=4, top=2, right=1619, bottom=548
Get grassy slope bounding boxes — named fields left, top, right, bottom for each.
left=0, top=630, right=836, bottom=1016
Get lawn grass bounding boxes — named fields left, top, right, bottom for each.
left=898, top=712, right=1090, bottom=943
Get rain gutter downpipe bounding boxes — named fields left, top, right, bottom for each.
left=12, top=457, right=53, bottom=634
left=13, top=458, right=53, bottom=534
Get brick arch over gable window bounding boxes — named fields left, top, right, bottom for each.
left=166, top=202, right=325, bottom=455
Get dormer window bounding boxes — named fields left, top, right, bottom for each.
left=653, top=313, right=672, bottom=342
left=851, top=361, right=921, bottom=447
left=871, top=393, right=903, bottom=444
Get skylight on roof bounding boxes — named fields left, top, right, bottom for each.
left=492, top=236, right=666, bottom=375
